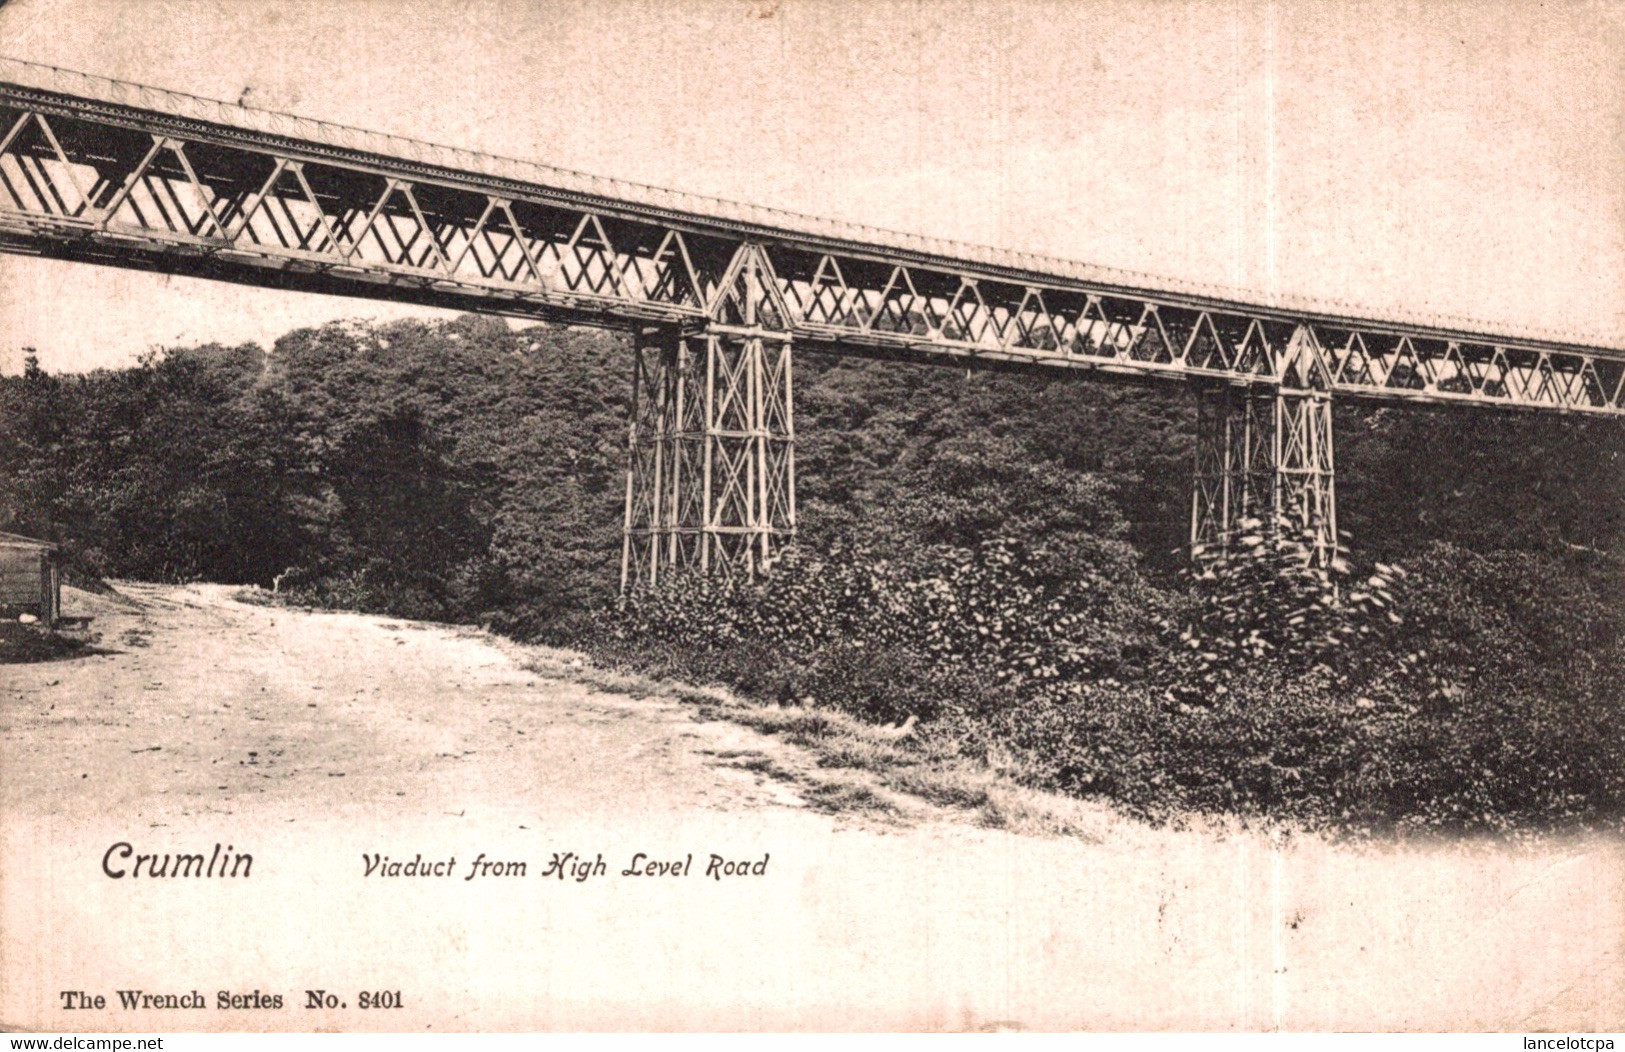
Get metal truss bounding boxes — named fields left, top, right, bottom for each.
left=2, top=60, right=1622, bottom=416
left=0, top=59, right=1618, bottom=578
left=622, top=246, right=795, bottom=588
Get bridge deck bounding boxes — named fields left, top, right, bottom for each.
left=2, top=56, right=1622, bottom=415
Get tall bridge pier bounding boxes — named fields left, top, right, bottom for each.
left=1, top=57, right=1619, bottom=593
left=1192, top=325, right=1337, bottom=564
left=622, top=244, right=796, bottom=588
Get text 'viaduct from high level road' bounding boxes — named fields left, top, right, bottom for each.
left=2, top=57, right=1621, bottom=586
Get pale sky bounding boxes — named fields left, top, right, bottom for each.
left=1, top=0, right=1622, bottom=373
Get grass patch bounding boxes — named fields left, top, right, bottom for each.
left=814, top=736, right=911, bottom=770
left=522, top=646, right=1113, bottom=836
left=701, top=745, right=906, bottom=820
left=721, top=752, right=781, bottom=776
left=797, top=778, right=900, bottom=818
left=883, top=764, right=990, bottom=810
left=0, top=621, right=92, bottom=664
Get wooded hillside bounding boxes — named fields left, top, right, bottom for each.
left=5, top=315, right=1622, bottom=831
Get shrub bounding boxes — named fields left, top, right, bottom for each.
left=596, top=527, right=1625, bottom=835
left=1174, top=515, right=1400, bottom=679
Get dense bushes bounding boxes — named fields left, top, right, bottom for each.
left=1, top=318, right=631, bottom=628
left=599, top=535, right=1162, bottom=724
left=5, top=314, right=1623, bottom=833
left=966, top=664, right=1625, bottom=833
left=595, top=528, right=1625, bottom=833
left=0, top=345, right=313, bottom=583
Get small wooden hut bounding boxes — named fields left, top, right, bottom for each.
left=0, top=532, right=61, bottom=626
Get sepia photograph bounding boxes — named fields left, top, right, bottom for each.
left=1, top=0, right=1623, bottom=1035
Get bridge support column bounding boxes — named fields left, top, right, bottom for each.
left=1191, top=382, right=1274, bottom=557
left=622, top=245, right=795, bottom=590
left=1191, top=325, right=1336, bottom=565
left=1273, top=328, right=1338, bottom=566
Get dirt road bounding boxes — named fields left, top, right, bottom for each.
left=2, top=584, right=1621, bottom=1031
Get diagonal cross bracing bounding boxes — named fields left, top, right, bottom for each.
left=2, top=58, right=1622, bottom=580
left=1, top=57, right=1621, bottom=417
left=622, top=244, right=796, bottom=587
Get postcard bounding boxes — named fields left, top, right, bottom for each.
left=2, top=0, right=1622, bottom=1034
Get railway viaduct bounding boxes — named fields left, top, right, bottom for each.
left=2, top=58, right=1621, bottom=588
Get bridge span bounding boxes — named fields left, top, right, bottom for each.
left=2, top=57, right=1621, bottom=586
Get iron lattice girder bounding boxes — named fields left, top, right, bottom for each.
left=2, top=65, right=1624, bottom=415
